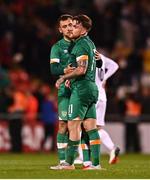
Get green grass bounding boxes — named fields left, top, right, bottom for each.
left=0, top=153, right=150, bottom=179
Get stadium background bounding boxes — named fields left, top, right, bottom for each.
left=0, top=0, right=150, bottom=155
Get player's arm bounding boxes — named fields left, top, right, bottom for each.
left=50, top=45, right=64, bottom=75
left=94, top=50, right=119, bottom=79
left=103, top=55, right=119, bottom=81
left=75, top=55, right=88, bottom=75
left=55, top=55, right=88, bottom=88
left=64, top=64, right=76, bottom=74
left=50, top=45, right=75, bottom=75
left=62, top=45, right=89, bottom=78
left=50, top=59, right=64, bottom=75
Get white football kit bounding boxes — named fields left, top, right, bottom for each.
left=95, top=54, right=119, bottom=126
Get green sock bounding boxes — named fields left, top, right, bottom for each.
left=66, top=139, right=80, bottom=165
left=81, top=130, right=91, bottom=162
left=87, top=129, right=101, bottom=166
left=57, top=132, right=68, bottom=163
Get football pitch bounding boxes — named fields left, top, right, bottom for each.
left=0, top=153, right=150, bottom=179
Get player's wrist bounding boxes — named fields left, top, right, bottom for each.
left=61, top=75, right=65, bottom=81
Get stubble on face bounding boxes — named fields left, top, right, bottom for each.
left=59, top=18, right=73, bottom=40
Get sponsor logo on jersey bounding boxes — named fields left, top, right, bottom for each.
left=64, top=50, right=68, bottom=53
left=62, top=111, right=67, bottom=117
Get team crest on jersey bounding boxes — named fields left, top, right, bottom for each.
left=64, top=49, right=68, bottom=53
left=62, top=111, right=67, bottom=117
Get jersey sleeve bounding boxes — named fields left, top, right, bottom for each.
left=50, top=45, right=64, bottom=75
left=101, top=54, right=119, bottom=81
left=74, top=45, right=89, bottom=62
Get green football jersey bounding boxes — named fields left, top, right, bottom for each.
left=50, top=38, right=72, bottom=75
left=71, top=35, right=96, bottom=83
left=68, top=36, right=98, bottom=120
left=50, top=38, right=74, bottom=97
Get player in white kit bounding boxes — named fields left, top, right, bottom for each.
left=95, top=51, right=120, bottom=164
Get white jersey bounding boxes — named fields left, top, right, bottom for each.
left=95, top=54, right=119, bottom=102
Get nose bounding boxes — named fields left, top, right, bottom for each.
left=68, top=27, right=73, bottom=31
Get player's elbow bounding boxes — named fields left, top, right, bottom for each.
left=115, top=63, right=119, bottom=71
left=113, top=62, right=119, bottom=72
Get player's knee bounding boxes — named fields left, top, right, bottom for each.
left=58, top=121, right=67, bottom=134
left=68, top=121, right=81, bottom=132
left=68, top=121, right=81, bottom=140
left=83, top=119, right=97, bottom=131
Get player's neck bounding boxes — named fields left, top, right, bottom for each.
left=75, top=33, right=88, bottom=41
left=79, top=33, right=88, bottom=39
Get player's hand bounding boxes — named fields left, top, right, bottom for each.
left=55, top=77, right=65, bottom=89
left=94, top=50, right=101, bottom=60
left=64, top=64, right=76, bottom=74
left=65, top=80, right=71, bottom=88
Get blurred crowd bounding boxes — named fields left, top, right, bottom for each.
left=0, top=0, right=150, bottom=153
left=0, top=66, right=58, bottom=152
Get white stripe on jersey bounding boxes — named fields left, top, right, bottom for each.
left=50, top=58, right=60, bottom=63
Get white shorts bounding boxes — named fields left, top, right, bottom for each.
left=96, top=100, right=107, bottom=126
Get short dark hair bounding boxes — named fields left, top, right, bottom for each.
left=73, top=14, right=92, bottom=32
left=57, top=14, right=73, bottom=25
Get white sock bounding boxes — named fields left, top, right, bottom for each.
left=83, top=161, right=92, bottom=166
left=60, top=160, right=65, bottom=163
left=77, top=131, right=83, bottom=160
left=98, top=129, right=115, bottom=152
left=78, top=144, right=83, bottom=160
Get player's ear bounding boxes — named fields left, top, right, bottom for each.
left=59, top=27, right=62, bottom=33
left=80, top=28, right=87, bottom=36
